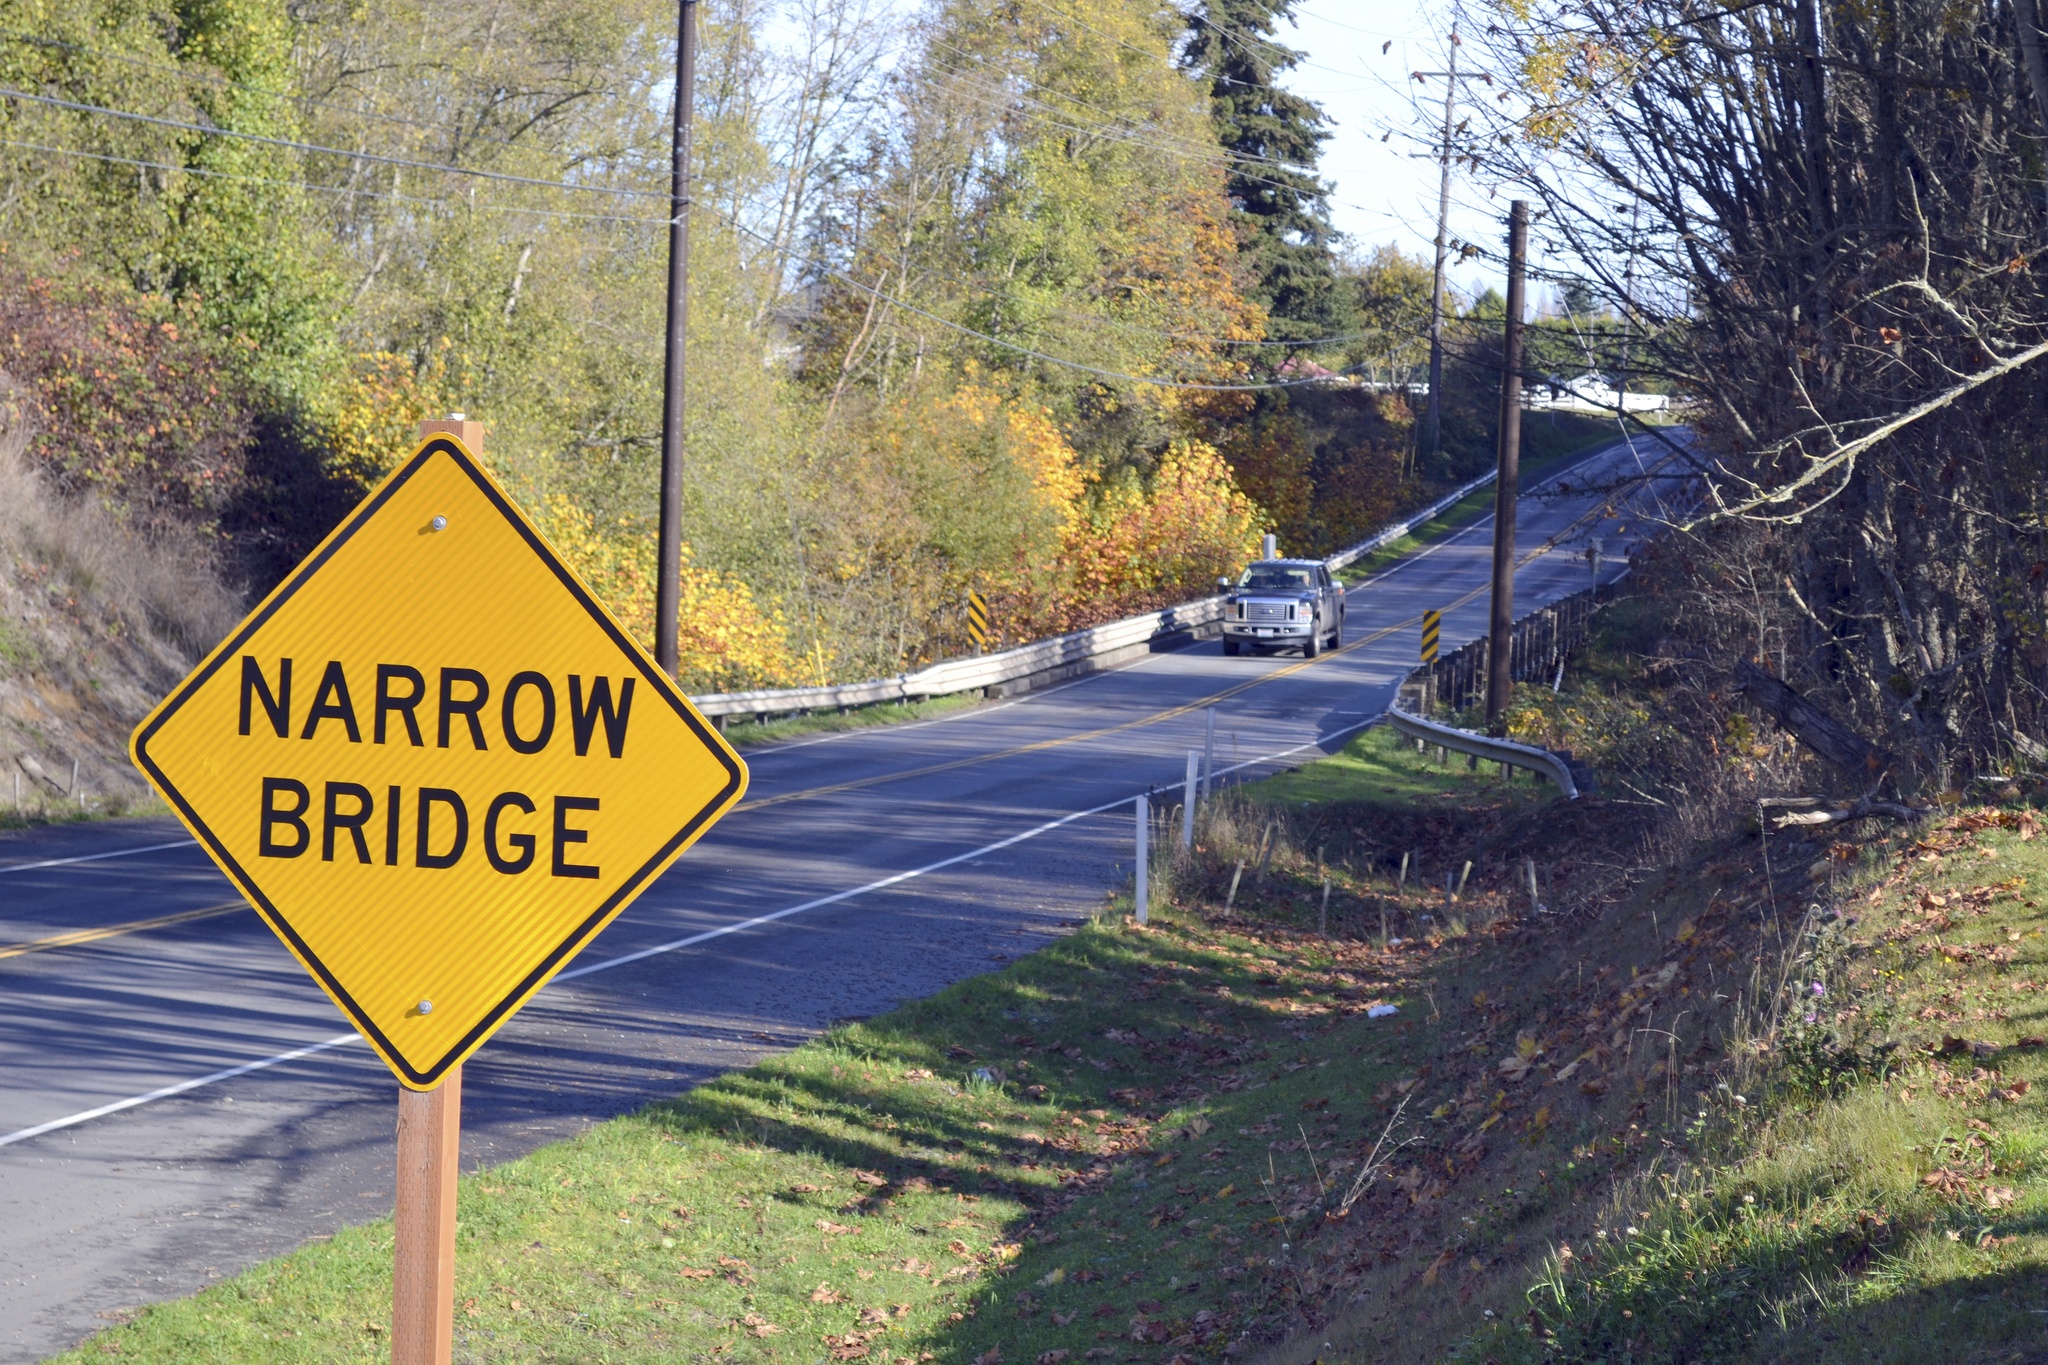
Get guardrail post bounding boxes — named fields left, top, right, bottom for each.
left=1133, top=794, right=1150, bottom=925
left=1181, top=752, right=1198, bottom=849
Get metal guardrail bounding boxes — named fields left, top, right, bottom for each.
left=689, top=472, right=1499, bottom=724
left=1324, top=469, right=1497, bottom=571
left=1386, top=583, right=1605, bottom=799
left=1384, top=707, right=1581, bottom=800
left=691, top=596, right=1228, bottom=721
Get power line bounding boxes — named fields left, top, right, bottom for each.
left=0, top=126, right=1408, bottom=386
left=920, top=35, right=1299, bottom=171
left=3, top=130, right=1381, bottom=356
left=0, top=136, right=669, bottom=226
left=1, top=33, right=549, bottom=150
left=705, top=201, right=1375, bottom=391
left=0, top=85, right=666, bottom=201
left=2, top=100, right=1393, bottom=359
left=5, top=84, right=1437, bottom=385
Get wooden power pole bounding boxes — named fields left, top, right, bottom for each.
left=1420, top=31, right=1459, bottom=463
left=1485, top=200, right=1529, bottom=729
left=655, top=0, right=699, bottom=678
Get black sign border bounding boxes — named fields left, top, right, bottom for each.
left=133, top=438, right=745, bottom=1088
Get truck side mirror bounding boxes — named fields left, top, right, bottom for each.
left=1215, top=577, right=1231, bottom=592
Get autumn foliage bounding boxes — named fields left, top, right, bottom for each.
left=0, top=256, right=254, bottom=526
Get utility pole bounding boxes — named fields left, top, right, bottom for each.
left=1485, top=199, right=1529, bottom=730
left=655, top=0, right=699, bottom=678
left=1420, top=30, right=1459, bottom=465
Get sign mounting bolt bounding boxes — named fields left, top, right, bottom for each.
left=417, top=1000, right=433, bottom=1015
left=430, top=516, right=447, bottom=532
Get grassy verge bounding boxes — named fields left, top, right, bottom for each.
left=717, top=692, right=986, bottom=750
left=66, top=728, right=1526, bottom=1364
left=70, top=679, right=2045, bottom=1363
left=0, top=788, right=169, bottom=833
left=1337, top=418, right=1644, bottom=585
left=1444, top=807, right=2048, bottom=1365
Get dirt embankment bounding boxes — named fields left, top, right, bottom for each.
left=0, top=395, right=238, bottom=821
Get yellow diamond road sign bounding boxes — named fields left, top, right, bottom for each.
left=131, top=437, right=748, bottom=1089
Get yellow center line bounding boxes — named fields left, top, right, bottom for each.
left=0, top=901, right=247, bottom=962
left=733, top=530, right=1562, bottom=815
left=736, top=614, right=1428, bottom=813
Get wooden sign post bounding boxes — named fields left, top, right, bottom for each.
left=128, top=413, right=749, bottom=1365
left=392, top=415, right=476, bottom=1365
left=394, top=1064, right=461, bottom=1363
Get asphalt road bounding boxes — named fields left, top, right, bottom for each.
left=0, top=434, right=1679, bottom=1361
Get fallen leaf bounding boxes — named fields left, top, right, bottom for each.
left=811, top=1283, right=848, bottom=1303
left=1038, top=1353, right=1072, bottom=1364
left=739, top=1312, right=781, bottom=1338
left=817, top=1220, right=857, bottom=1235
left=974, top=1349, right=1003, bottom=1365
left=853, top=1170, right=889, bottom=1187
left=679, top=1267, right=713, bottom=1279
left=791, top=1183, right=822, bottom=1194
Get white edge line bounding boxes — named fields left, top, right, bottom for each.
left=0, top=1032, right=361, bottom=1147
left=1343, top=439, right=1636, bottom=597
left=742, top=445, right=1643, bottom=760
left=0, top=455, right=1653, bottom=1145
left=0, top=718, right=1377, bottom=1149
left=740, top=648, right=1162, bottom=757
left=0, top=839, right=198, bottom=874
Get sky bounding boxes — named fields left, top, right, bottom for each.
left=1282, top=0, right=1520, bottom=302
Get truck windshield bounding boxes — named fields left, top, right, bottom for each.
left=1237, top=566, right=1313, bottom=590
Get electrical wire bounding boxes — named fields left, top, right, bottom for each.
left=919, top=33, right=1300, bottom=171
left=703, top=200, right=1383, bottom=390
left=3, top=89, right=1406, bottom=361
left=0, top=136, right=670, bottom=226
left=0, top=84, right=667, bottom=201
left=1, top=32, right=565, bottom=150
left=2, top=70, right=1451, bottom=386
left=0, top=123, right=1423, bottom=386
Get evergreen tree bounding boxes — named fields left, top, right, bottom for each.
left=1182, top=0, right=1346, bottom=349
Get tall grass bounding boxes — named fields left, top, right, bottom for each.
left=0, top=377, right=238, bottom=663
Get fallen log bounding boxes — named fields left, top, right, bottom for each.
left=1734, top=660, right=1892, bottom=778
left=1759, top=793, right=1928, bottom=828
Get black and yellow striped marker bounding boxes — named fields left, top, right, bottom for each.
left=967, top=590, right=991, bottom=650
left=1420, top=609, right=1441, bottom=662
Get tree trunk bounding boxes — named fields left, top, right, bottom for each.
left=1735, top=659, right=1893, bottom=780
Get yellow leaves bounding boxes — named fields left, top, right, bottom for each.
left=312, top=344, right=465, bottom=490
left=531, top=494, right=804, bottom=693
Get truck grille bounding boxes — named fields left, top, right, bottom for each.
left=1243, top=601, right=1293, bottom=623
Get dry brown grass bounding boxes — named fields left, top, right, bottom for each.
left=0, top=372, right=240, bottom=817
